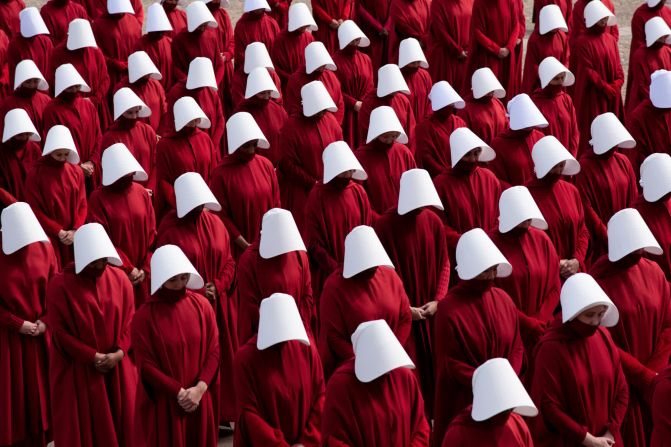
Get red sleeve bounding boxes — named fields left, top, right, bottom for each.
left=607, top=349, right=630, bottom=435
left=141, top=362, right=183, bottom=396
left=24, top=186, right=64, bottom=236
left=236, top=252, right=261, bottom=344
left=197, top=302, right=220, bottom=386
left=395, top=278, right=413, bottom=344
left=318, top=284, right=353, bottom=378
left=52, top=328, right=98, bottom=363
left=433, top=256, right=450, bottom=301
left=209, top=171, right=243, bottom=240
left=73, top=171, right=88, bottom=228
left=311, top=1, right=334, bottom=24
left=619, top=348, right=657, bottom=395
left=645, top=280, right=671, bottom=372
left=429, top=4, right=461, bottom=55
left=0, top=188, right=17, bottom=207
left=299, top=349, right=325, bottom=445
left=410, top=376, right=431, bottom=446
left=0, top=306, right=24, bottom=331
left=278, top=131, right=319, bottom=188
left=356, top=3, right=383, bottom=33
left=474, top=29, right=502, bottom=56
left=573, top=189, right=590, bottom=266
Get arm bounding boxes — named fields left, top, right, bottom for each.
left=0, top=306, right=25, bottom=331
left=311, top=1, right=334, bottom=24
left=197, top=303, right=220, bottom=386
left=607, top=349, right=630, bottom=435
left=236, top=254, right=261, bottom=344
left=298, top=349, right=325, bottom=445
left=356, top=3, right=383, bottom=33
left=474, top=29, right=503, bottom=55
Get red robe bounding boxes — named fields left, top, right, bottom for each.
left=415, top=109, right=467, bottom=177
left=46, top=264, right=138, bottom=447
left=234, top=96, right=289, bottom=166
left=332, top=46, right=375, bottom=149
left=23, top=157, right=87, bottom=267
left=233, top=12, right=280, bottom=75
left=284, top=68, right=345, bottom=124
left=318, top=266, right=412, bottom=378
left=626, top=44, right=671, bottom=117
left=387, top=0, right=430, bottom=64
left=491, top=228, right=561, bottom=355
left=628, top=2, right=671, bottom=72
left=442, top=409, right=534, bottom=447
left=635, top=195, right=671, bottom=280
left=164, top=6, right=186, bottom=38
left=268, top=0, right=290, bottom=31
left=356, top=0, right=392, bottom=71
left=87, top=182, right=156, bottom=307
left=569, top=0, right=619, bottom=56
left=131, top=289, right=220, bottom=447
left=627, top=100, right=671, bottom=173
left=278, top=112, right=342, bottom=233
left=311, top=0, right=353, bottom=53
left=236, top=241, right=314, bottom=344
left=489, top=128, right=545, bottom=187
left=0, top=140, right=41, bottom=206
left=530, top=324, right=629, bottom=447
left=575, top=152, right=638, bottom=266
left=271, top=30, right=315, bottom=90
left=73, top=0, right=142, bottom=22
left=0, top=0, right=24, bottom=38
left=116, top=75, right=167, bottom=133
left=427, top=0, right=473, bottom=95
left=134, top=33, right=174, bottom=91
left=651, top=367, right=671, bottom=447
left=591, top=256, right=671, bottom=447
left=355, top=139, right=417, bottom=216
left=572, top=29, right=624, bottom=143
left=527, top=178, right=589, bottom=267
left=156, top=209, right=237, bottom=422
left=531, top=86, right=580, bottom=157
left=40, top=0, right=89, bottom=45
left=209, top=153, right=280, bottom=259
left=160, top=81, right=225, bottom=154
left=171, top=28, right=225, bottom=87
left=457, top=94, right=508, bottom=144
left=0, top=30, right=9, bottom=99
left=375, top=208, right=450, bottom=418
left=322, top=360, right=430, bottom=446
left=433, top=165, right=502, bottom=251
left=7, top=34, right=53, bottom=86
left=401, top=66, right=432, bottom=122
left=521, top=29, right=569, bottom=94
left=358, top=90, right=416, bottom=151
left=470, top=0, right=525, bottom=97
left=229, top=67, right=283, bottom=110
left=101, top=118, right=158, bottom=192
left=233, top=338, right=325, bottom=446
left=208, top=5, right=235, bottom=114
left=0, top=88, right=52, bottom=133
left=0, top=240, right=57, bottom=446
left=433, top=281, right=524, bottom=444
left=155, top=128, right=215, bottom=220
left=304, top=180, right=372, bottom=297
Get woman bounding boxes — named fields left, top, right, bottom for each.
left=116, top=51, right=167, bottom=132
left=629, top=0, right=671, bottom=66
left=457, top=68, right=508, bottom=145
left=233, top=0, right=279, bottom=74
left=203, top=0, right=235, bottom=113
left=311, top=0, right=353, bottom=53
left=0, top=59, right=51, bottom=133
left=387, top=0, right=430, bottom=64
left=230, top=42, right=283, bottom=110
left=0, top=203, right=57, bottom=447
left=0, top=108, right=42, bottom=206
left=131, top=244, right=220, bottom=447
left=531, top=273, right=629, bottom=446
left=7, top=8, right=52, bottom=84
left=398, top=38, right=432, bottom=121
left=210, top=112, right=280, bottom=259
left=522, top=5, right=569, bottom=93
left=40, top=0, right=88, bottom=46
left=433, top=228, right=523, bottom=443
left=134, top=3, right=174, bottom=91
left=271, top=2, right=316, bottom=90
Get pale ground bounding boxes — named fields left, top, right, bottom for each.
left=29, top=0, right=640, bottom=445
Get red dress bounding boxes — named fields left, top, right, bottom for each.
left=489, top=129, right=545, bottom=188
left=0, top=88, right=52, bottom=133
left=0, top=139, right=41, bottom=206
left=651, top=367, right=671, bottom=447
left=311, top=0, right=353, bottom=53
left=401, top=66, right=432, bottom=122
left=625, top=43, right=671, bottom=117
left=284, top=68, right=345, bottom=124
left=171, top=27, right=225, bottom=87
left=7, top=34, right=53, bottom=86
left=115, top=75, right=167, bottom=133
left=442, top=408, right=534, bottom=446
left=271, top=30, right=315, bottom=90
left=0, top=0, right=24, bottom=38
left=387, top=0, right=430, bottom=64
left=233, top=12, right=280, bottom=75
left=40, top=0, right=88, bottom=45
left=134, top=33, right=174, bottom=91
left=627, top=99, right=671, bottom=173
left=234, top=96, right=289, bottom=166
left=521, top=29, right=569, bottom=94
left=355, top=0, right=392, bottom=70
left=415, top=109, right=467, bottom=177
left=531, top=86, right=580, bottom=157
left=628, top=2, right=671, bottom=70
left=457, top=94, right=508, bottom=144
left=358, top=89, right=416, bottom=149
left=635, top=195, right=671, bottom=280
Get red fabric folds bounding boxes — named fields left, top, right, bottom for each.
left=442, top=409, right=534, bottom=447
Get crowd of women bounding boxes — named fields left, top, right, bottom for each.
left=1, top=0, right=671, bottom=445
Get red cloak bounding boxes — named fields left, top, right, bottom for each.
left=470, top=0, right=525, bottom=97
left=651, top=367, right=671, bottom=447
left=354, top=139, right=417, bottom=216
left=271, top=30, right=315, bottom=90
left=311, top=0, right=353, bottom=53
left=7, top=34, right=53, bottom=85
left=0, top=30, right=10, bottom=99
left=521, top=29, right=569, bottom=94
left=569, top=0, right=619, bottom=54
left=0, top=139, right=41, bottom=206
left=591, top=256, right=671, bottom=447
left=415, top=109, right=467, bottom=177
left=332, top=46, right=375, bottom=149
left=375, top=208, right=450, bottom=418
left=627, top=100, right=671, bottom=173
left=358, top=90, right=416, bottom=150
left=101, top=118, right=158, bottom=192
left=40, top=0, right=89, bottom=45
left=0, top=0, right=23, bottom=38
left=154, top=128, right=215, bottom=220
left=236, top=241, right=314, bottom=344
left=0, top=88, right=52, bottom=133
left=572, top=29, right=624, bottom=143
left=0, top=240, right=57, bottom=446
left=457, top=95, right=508, bottom=144
left=531, top=86, right=580, bottom=157
left=427, top=0, right=473, bottom=95
left=164, top=6, right=186, bottom=38
left=233, top=338, right=325, bottom=446
left=46, top=264, right=138, bottom=447
left=229, top=67, right=283, bottom=111
left=116, top=75, right=167, bottom=133
left=527, top=178, right=589, bottom=267
left=628, top=2, right=671, bottom=70
left=131, top=290, right=220, bottom=447
left=23, top=157, right=87, bottom=267
left=491, top=228, right=561, bottom=354
left=433, top=280, right=524, bottom=443
left=207, top=5, right=235, bottom=114
left=87, top=182, right=156, bottom=307
left=277, top=112, right=342, bottom=232
left=268, top=0, right=289, bottom=31
left=233, top=12, right=280, bottom=75
left=575, top=152, right=638, bottom=266
left=171, top=28, right=225, bottom=87
left=387, top=0, right=430, bottom=64
left=284, top=68, right=345, bottom=124
left=442, top=409, right=534, bottom=447
left=530, top=325, right=629, bottom=447
left=635, top=195, right=671, bottom=280
left=322, top=360, right=430, bottom=446
left=625, top=44, right=671, bottom=117
left=134, top=33, right=174, bottom=91
left=490, top=128, right=545, bottom=188
left=401, top=66, right=432, bottom=122
left=355, top=0, right=392, bottom=71
left=304, top=180, right=372, bottom=297
left=318, top=266, right=412, bottom=378
left=209, top=153, right=280, bottom=259
left=72, top=0, right=142, bottom=22
left=234, top=96, right=289, bottom=166
left=156, top=209, right=237, bottom=422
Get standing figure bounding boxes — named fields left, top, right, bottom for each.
left=522, top=5, right=569, bottom=93
left=457, top=68, right=508, bottom=145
